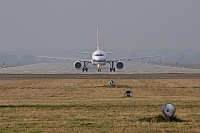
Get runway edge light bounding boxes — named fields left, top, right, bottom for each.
left=162, top=103, right=176, bottom=118
left=109, top=80, right=115, bottom=86
left=124, top=91, right=133, bottom=97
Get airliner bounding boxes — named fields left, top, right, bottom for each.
left=39, top=29, right=160, bottom=72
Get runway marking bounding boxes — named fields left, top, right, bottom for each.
left=49, top=71, right=57, bottom=73
left=23, top=71, right=31, bottom=73
left=36, top=71, right=43, bottom=73
left=62, top=71, right=69, bottom=73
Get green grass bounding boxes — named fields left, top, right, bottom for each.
left=138, top=114, right=187, bottom=123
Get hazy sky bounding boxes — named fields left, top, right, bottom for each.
left=0, top=0, right=200, bottom=51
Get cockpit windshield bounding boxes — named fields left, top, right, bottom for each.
left=94, top=53, right=105, bottom=56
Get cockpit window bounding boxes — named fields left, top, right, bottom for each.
left=94, top=53, right=105, bottom=56
left=94, top=54, right=99, bottom=56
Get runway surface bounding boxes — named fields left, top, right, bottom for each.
left=0, top=62, right=200, bottom=74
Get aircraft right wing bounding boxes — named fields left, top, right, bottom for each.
left=37, top=56, right=91, bottom=62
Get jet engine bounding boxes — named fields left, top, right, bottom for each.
left=74, top=61, right=82, bottom=69
left=116, top=61, right=124, bottom=69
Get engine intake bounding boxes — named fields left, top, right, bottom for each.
left=74, top=61, right=82, bottom=69
left=116, top=61, right=124, bottom=69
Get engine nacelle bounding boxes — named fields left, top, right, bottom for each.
left=74, top=61, right=82, bottom=69
left=116, top=61, right=124, bottom=69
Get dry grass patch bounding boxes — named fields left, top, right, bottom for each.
left=0, top=78, right=200, bottom=132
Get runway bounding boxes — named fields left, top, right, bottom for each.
left=0, top=62, right=200, bottom=74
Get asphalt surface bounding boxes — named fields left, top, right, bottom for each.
left=0, top=62, right=200, bottom=74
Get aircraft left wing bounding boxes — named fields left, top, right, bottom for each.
left=107, top=55, right=161, bottom=62
left=119, top=55, right=161, bottom=61
left=106, top=55, right=161, bottom=72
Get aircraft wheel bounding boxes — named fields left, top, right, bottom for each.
left=110, top=67, right=115, bottom=72
left=82, top=67, right=88, bottom=72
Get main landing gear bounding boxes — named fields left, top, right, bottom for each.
left=82, top=61, right=89, bottom=72
left=97, top=68, right=101, bottom=72
left=109, top=61, right=115, bottom=72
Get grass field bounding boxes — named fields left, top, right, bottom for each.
left=0, top=75, right=200, bottom=132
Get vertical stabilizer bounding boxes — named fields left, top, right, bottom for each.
left=97, top=28, right=99, bottom=50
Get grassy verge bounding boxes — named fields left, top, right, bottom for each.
left=0, top=78, right=199, bottom=132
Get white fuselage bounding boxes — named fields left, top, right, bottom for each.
left=91, top=50, right=107, bottom=67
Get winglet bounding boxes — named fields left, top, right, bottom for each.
left=97, top=28, right=99, bottom=50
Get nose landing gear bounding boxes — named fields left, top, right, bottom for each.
left=97, top=64, right=101, bottom=72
